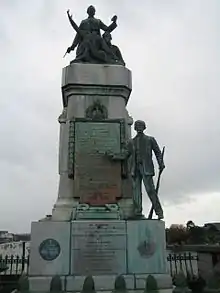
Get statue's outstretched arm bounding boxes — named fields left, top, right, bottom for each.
left=67, top=10, right=80, bottom=34
left=104, top=140, right=131, bottom=161
left=100, top=15, right=118, bottom=33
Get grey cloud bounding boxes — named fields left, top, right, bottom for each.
left=0, top=0, right=219, bottom=231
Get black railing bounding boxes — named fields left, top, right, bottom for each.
left=167, top=252, right=199, bottom=277
left=0, top=255, right=29, bottom=275
left=0, top=243, right=199, bottom=277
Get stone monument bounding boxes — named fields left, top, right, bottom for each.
left=29, top=6, right=173, bottom=293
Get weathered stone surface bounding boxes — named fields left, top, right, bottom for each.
left=114, top=275, right=127, bottom=293
left=204, top=272, right=220, bottom=292
left=73, top=120, right=122, bottom=204
left=71, top=221, right=126, bottom=275
left=72, top=234, right=126, bottom=250
left=54, top=63, right=133, bottom=221
left=29, top=277, right=65, bottom=293
left=135, top=274, right=172, bottom=290
left=29, top=222, right=70, bottom=276
left=50, top=275, right=62, bottom=292
left=144, top=275, right=159, bottom=292
left=66, top=275, right=134, bottom=291
left=75, top=209, right=120, bottom=220
left=173, top=272, right=191, bottom=293
left=18, top=274, right=29, bottom=292
left=62, top=63, right=132, bottom=92
left=81, top=276, right=96, bottom=293
left=72, top=221, right=125, bottom=235
left=127, top=220, right=167, bottom=274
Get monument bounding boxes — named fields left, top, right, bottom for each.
left=29, top=6, right=173, bottom=293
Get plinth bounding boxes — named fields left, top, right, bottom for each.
left=29, top=63, right=173, bottom=292
left=29, top=220, right=172, bottom=292
left=52, top=63, right=133, bottom=221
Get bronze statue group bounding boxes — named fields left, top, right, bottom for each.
left=65, top=6, right=165, bottom=220
left=65, top=5, right=125, bottom=65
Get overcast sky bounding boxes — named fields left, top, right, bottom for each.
left=0, top=0, right=220, bottom=232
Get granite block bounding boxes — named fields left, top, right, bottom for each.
left=135, top=274, right=172, bottom=290
left=66, top=275, right=135, bottom=291
left=29, top=276, right=65, bottom=292
left=62, top=63, right=132, bottom=90
left=127, top=220, right=167, bottom=274
left=71, top=220, right=127, bottom=275
left=72, top=220, right=126, bottom=235
left=29, top=221, right=70, bottom=276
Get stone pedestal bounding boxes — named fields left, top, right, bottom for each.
left=29, top=63, right=172, bottom=293
left=29, top=219, right=172, bottom=292
left=52, top=63, right=134, bottom=221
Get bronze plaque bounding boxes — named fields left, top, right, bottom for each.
left=74, top=121, right=122, bottom=204
left=71, top=221, right=126, bottom=275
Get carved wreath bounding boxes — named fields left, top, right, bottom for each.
left=85, top=100, right=108, bottom=120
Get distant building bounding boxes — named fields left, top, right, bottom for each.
left=0, top=231, right=13, bottom=244
left=0, top=231, right=30, bottom=244
left=0, top=241, right=30, bottom=258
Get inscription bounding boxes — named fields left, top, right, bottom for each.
left=68, top=121, right=75, bottom=179
left=72, top=221, right=126, bottom=235
left=39, top=239, right=61, bottom=261
left=71, top=222, right=126, bottom=274
left=72, top=235, right=126, bottom=250
left=72, top=250, right=125, bottom=274
left=73, top=250, right=126, bottom=275
left=74, top=122, right=122, bottom=204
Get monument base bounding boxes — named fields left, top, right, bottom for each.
left=74, top=204, right=121, bottom=220
left=29, top=275, right=172, bottom=292
left=29, top=220, right=172, bottom=292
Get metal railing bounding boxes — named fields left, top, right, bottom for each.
left=167, top=252, right=199, bottom=277
left=0, top=242, right=199, bottom=278
left=0, top=255, right=29, bottom=275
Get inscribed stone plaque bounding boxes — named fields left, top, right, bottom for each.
left=71, top=221, right=126, bottom=275
left=127, top=220, right=167, bottom=274
left=74, top=121, right=122, bottom=205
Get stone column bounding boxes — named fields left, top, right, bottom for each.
left=52, top=63, right=134, bottom=221
left=52, top=108, right=79, bottom=221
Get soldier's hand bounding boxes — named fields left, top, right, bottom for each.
left=159, top=164, right=165, bottom=172
left=67, top=47, right=72, bottom=54
left=111, top=15, right=117, bottom=23
left=67, top=10, right=72, bottom=18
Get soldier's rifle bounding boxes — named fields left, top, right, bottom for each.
left=148, top=146, right=165, bottom=219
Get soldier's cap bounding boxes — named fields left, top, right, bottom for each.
left=87, top=5, right=96, bottom=13
left=134, top=120, right=146, bottom=129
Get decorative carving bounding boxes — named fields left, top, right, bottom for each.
left=81, top=276, right=96, bottom=293
left=58, top=107, right=67, bottom=124
left=120, top=119, right=128, bottom=178
left=18, top=274, right=29, bottom=292
left=85, top=100, right=108, bottom=120
left=137, top=228, right=156, bottom=258
left=105, top=203, right=119, bottom=211
left=68, top=120, right=75, bottom=179
left=39, top=239, right=61, bottom=261
left=144, top=275, right=159, bottom=293
left=173, top=272, right=191, bottom=292
left=114, top=275, right=127, bottom=293
left=50, top=275, right=62, bottom=292
left=77, top=204, right=90, bottom=211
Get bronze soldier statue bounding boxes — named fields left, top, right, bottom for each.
left=107, top=120, right=165, bottom=220
left=102, top=32, right=125, bottom=66
left=65, top=5, right=122, bottom=64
